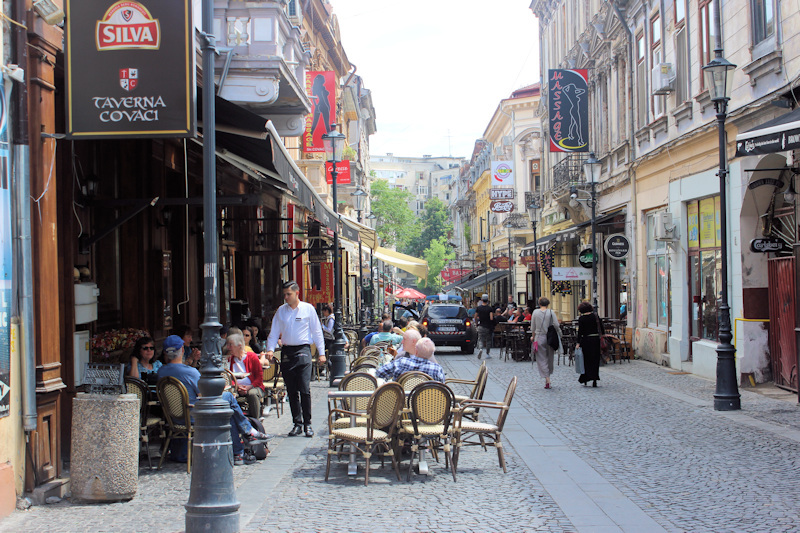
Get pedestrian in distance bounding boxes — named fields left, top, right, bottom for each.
left=530, top=297, right=562, bottom=389
left=474, top=293, right=494, bottom=360
left=576, top=301, right=604, bottom=387
left=264, top=280, right=326, bottom=438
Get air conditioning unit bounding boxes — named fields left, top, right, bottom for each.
left=652, top=63, right=675, bottom=95
left=654, top=211, right=678, bottom=240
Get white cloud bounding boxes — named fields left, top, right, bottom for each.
left=329, top=0, right=540, bottom=159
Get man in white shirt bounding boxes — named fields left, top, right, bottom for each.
left=265, top=280, right=326, bottom=438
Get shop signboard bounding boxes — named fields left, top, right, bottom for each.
left=65, top=0, right=195, bottom=139
left=490, top=188, right=514, bottom=200
left=687, top=202, right=699, bottom=248
left=491, top=161, right=514, bottom=187
left=441, top=268, right=472, bottom=283
left=303, top=71, right=336, bottom=152
left=489, top=256, right=511, bottom=269
left=578, top=248, right=596, bottom=268
left=750, top=238, right=790, bottom=253
left=0, top=81, right=10, bottom=418
left=306, top=262, right=334, bottom=306
left=490, top=200, right=515, bottom=213
left=552, top=267, right=592, bottom=281
left=325, top=160, right=351, bottom=185
left=548, top=69, right=589, bottom=152
left=604, top=234, right=630, bottom=260
left=699, top=197, right=716, bottom=248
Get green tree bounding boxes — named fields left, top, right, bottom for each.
left=369, top=179, right=419, bottom=249
left=405, top=197, right=453, bottom=258
left=419, top=237, right=455, bottom=293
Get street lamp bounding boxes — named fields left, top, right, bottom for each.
left=583, top=152, right=601, bottom=313
left=322, top=127, right=347, bottom=386
left=503, top=217, right=516, bottom=304
left=703, top=48, right=741, bottom=411
left=185, top=0, right=237, bottom=530
left=526, top=193, right=541, bottom=301
left=351, top=186, right=369, bottom=340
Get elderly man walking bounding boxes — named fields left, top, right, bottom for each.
left=265, top=280, right=326, bottom=438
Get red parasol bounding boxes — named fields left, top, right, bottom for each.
left=395, top=288, right=426, bottom=300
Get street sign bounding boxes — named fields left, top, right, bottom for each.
left=489, top=256, right=512, bottom=269
left=490, top=200, right=515, bottom=213
left=552, top=267, right=592, bottom=281
left=604, top=234, right=630, bottom=260
left=750, top=238, right=790, bottom=253
left=578, top=248, right=596, bottom=269
left=490, top=188, right=515, bottom=200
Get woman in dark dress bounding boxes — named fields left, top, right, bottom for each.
left=576, top=301, right=604, bottom=387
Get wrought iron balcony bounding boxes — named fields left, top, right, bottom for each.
left=552, top=153, right=588, bottom=192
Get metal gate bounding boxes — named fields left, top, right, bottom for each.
left=767, top=257, right=798, bottom=392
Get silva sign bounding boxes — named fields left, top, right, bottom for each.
left=65, top=0, right=194, bottom=138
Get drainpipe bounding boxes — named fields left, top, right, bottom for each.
left=609, top=0, right=639, bottom=331
left=343, top=63, right=357, bottom=90
left=11, top=0, right=37, bottom=432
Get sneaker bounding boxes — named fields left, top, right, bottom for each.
left=477, top=349, right=483, bottom=359
left=234, top=454, right=244, bottom=466
left=243, top=452, right=258, bottom=465
left=246, top=430, right=274, bottom=442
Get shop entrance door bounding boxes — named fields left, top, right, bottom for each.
left=768, top=256, right=797, bottom=392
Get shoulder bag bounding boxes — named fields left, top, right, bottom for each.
left=546, top=310, right=560, bottom=350
left=594, top=313, right=610, bottom=353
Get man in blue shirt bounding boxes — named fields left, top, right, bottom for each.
left=369, top=320, right=403, bottom=346
left=375, top=337, right=445, bottom=382
left=157, top=335, right=270, bottom=465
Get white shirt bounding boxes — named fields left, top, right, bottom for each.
left=231, top=357, right=251, bottom=386
left=266, top=300, right=326, bottom=355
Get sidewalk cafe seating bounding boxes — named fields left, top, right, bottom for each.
left=400, top=381, right=457, bottom=482
left=329, top=372, right=377, bottom=430
left=351, top=354, right=381, bottom=370
left=601, top=318, right=633, bottom=363
left=125, top=376, right=163, bottom=469
left=446, top=362, right=488, bottom=422
left=559, top=322, right=578, bottom=366
left=397, top=371, right=432, bottom=391
left=325, top=382, right=406, bottom=486
left=452, top=376, right=517, bottom=474
left=156, top=376, right=194, bottom=473
left=263, top=362, right=286, bottom=417
left=352, top=362, right=379, bottom=373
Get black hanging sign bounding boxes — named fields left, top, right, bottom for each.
left=578, top=248, right=595, bottom=269
left=604, top=233, right=630, bottom=260
left=65, top=0, right=195, bottom=139
left=750, top=238, right=790, bottom=253
left=548, top=69, right=589, bottom=153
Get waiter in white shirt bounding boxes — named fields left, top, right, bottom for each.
left=265, top=280, right=326, bottom=437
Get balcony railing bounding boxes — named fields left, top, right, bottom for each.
left=552, top=153, right=588, bottom=191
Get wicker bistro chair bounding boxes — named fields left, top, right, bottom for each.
left=222, top=369, right=236, bottom=394
left=329, top=372, right=378, bottom=430
left=262, top=362, right=285, bottom=417
left=452, top=376, right=517, bottom=474
left=124, top=376, right=163, bottom=469
left=397, top=371, right=433, bottom=391
left=156, top=376, right=194, bottom=473
left=400, top=381, right=457, bottom=482
left=352, top=362, right=379, bottom=373
left=446, top=362, right=488, bottom=422
left=351, top=354, right=381, bottom=370
left=359, top=346, right=382, bottom=359
left=325, top=382, right=406, bottom=486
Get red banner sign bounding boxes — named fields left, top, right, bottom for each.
left=303, top=71, right=336, bottom=152
left=489, top=257, right=512, bottom=269
left=520, top=255, right=539, bottom=268
left=305, top=262, right=334, bottom=307
left=440, top=268, right=472, bottom=283
left=490, top=200, right=515, bottom=213
left=325, top=160, right=352, bottom=185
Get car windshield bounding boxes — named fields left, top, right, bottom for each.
left=427, top=305, right=466, bottom=319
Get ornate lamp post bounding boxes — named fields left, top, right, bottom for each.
left=351, top=186, right=369, bottom=340
left=366, top=211, right=376, bottom=323
left=703, top=45, right=740, bottom=411
left=583, top=152, right=601, bottom=312
left=322, top=127, right=347, bottom=386
left=526, top=193, right=541, bottom=300
left=503, top=218, right=516, bottom=302
left=185, top=0, right=238, bottom=530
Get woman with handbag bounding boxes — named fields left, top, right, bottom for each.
left=530, top=297, right=561, bottom=389
left=576, top=301, right=604, bottom=387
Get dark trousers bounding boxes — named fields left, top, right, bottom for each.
left=282, top=345, right=313, bottom=426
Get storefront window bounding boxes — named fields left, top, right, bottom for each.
left=687, top=196, right=722, bottom=341
left=646, top=211, right=669, bottom=328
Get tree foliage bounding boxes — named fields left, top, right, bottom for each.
left=419, top=237, right=455, bottom=293
left=405, top=197, right=453, bottom=258
left=369, top=179, right=419, bottom=249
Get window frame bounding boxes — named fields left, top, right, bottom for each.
left=646, top=211, right=670, bottom=329
left=636, top=31, right=648, bottom=128
left=686, top=196, right=722, bottom=343
left=698, top=0, right=713, bottom=91
left=650, top=12, right=665, bottom=119
left=674, top=0, right=686, bottom=27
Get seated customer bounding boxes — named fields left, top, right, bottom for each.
left=157, top=335, right=270, bottom=465
left=361, top=313, right=392, bottom=348
left=395, top=329, right=422, bottom=359
left=369, top=320, right=404, bottom=346
left=126, top=336, right=161, bottom=381
left=375, top=337, right=445, bottom=383
left=227, top=333, right=265, bottom=418
left=508, top=308, right=524, bottom=323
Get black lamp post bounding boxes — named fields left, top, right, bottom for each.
left=322, top=127, right=347, bottom=386
left=703, top=47, right=741, bottom=411
left=526, top=193, right=541, bottom=301
left=185, top=0, right=237, bottom=530
left=351, top=186, right=369, bottom=340
left=366, top=211, right=376, bottom=323
left=503, top=218, right=516, bottom=302
left=583, top=152, right=601, bottom=312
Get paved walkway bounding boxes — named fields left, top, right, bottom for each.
left=2, top=351, right=800, bottom=532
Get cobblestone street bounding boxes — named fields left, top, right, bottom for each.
left=2, top=351, right=800, bottom=533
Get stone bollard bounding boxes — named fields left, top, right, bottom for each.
left=70, top=393, right=139, bottom=501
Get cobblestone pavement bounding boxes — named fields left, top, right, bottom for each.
left=2, top=352, right=800, bottom=532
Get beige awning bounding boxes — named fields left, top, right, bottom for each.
left=341, top=216, right=378, bottom=249
left=373, top=247, right=428, bottom=279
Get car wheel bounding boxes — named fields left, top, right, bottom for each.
left=462, top=344, right=475, bottom=354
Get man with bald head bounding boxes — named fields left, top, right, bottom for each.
left=375, top=337, right=445, bottom=382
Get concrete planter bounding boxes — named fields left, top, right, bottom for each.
left=70, top=393, right=139, bottom=501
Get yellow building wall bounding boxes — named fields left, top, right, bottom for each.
left=0, top=321, right=26, bottom=514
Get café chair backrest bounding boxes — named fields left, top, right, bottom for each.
left=339, top=371, right=377, bottom=412
left=397, top=371, right=432, bottom=391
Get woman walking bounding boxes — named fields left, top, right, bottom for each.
left=576, top=301, right=604, bottom=387
left=531, top=297, right=561, bottom=389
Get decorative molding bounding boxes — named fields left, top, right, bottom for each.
left=634, top=126, right=651, bottom=146
left=650, top=115, right=668, bottom=138
left=694, top=90, right=712, bottom=113
left=742, top=49, right=783, bottom=87
left=671, top=101, right=693, bottom=126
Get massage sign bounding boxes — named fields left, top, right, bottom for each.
left=65, top=0, right=195, bottom=138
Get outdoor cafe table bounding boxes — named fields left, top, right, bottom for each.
left=497, top=321, right=531, bottom=361
left=327, top=389, right=435, bottom=476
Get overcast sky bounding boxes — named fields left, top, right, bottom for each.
left=328, top=1, right=541, bottom=160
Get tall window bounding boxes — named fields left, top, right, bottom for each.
left=675, top=25, right=690, bottom=104
left=651, top=13, right=664, bottom=118
left=752, top=0, right=775, bottom=45
left=687, top=197, right=722, bottom=341
left=698, top=0, right=715, bottom=90
left=636, top=32, right=647, bottom=128
left=646, top=212, right=670, bottom=328
left=417, top=185, right=428, bottom=196
left=675, top=0, right=685, bottom=24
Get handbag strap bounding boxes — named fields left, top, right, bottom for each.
left=593, top=312, right=602, bottom=335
